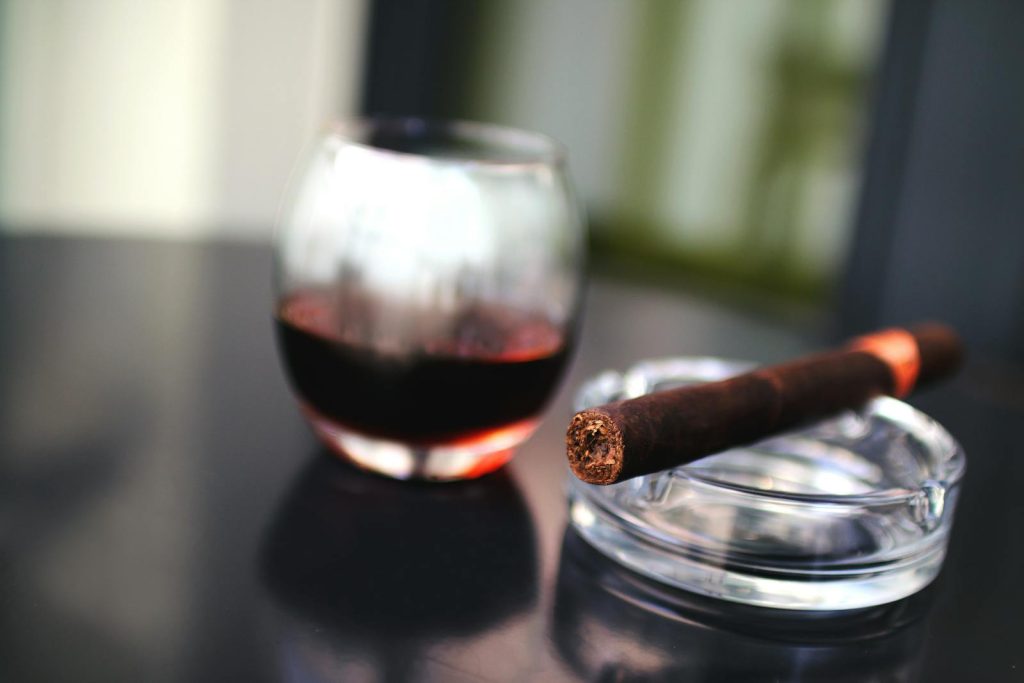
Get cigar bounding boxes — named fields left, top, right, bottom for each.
left=566, top=323, right=964, bottom=485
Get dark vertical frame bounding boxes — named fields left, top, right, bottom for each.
left=359, top=0, right=481, bottom=118
left=840, top=0, right=1024, bottom=361
left=839, top=0, right=935, bottom=332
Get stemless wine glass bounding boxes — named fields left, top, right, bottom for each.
left=274, top=117, right=585, bottom=481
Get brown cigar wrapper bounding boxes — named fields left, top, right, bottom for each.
left=566, top=323, right=964, bottom=485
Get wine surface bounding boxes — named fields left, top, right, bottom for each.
left=276, top=291, right=571, bottom=443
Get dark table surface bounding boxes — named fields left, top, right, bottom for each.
left=1, top=236, right=1021, bottom=682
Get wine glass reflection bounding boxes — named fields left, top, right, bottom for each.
left=259, top=454, right=538, bottom=681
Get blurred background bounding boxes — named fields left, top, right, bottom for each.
left=1, top=6, right=1022, bottom=680
left=1, top=0, right=1021, bottom=361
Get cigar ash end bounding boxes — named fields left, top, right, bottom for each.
left=567, top=410, right=624, bottom=485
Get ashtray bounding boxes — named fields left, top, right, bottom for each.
left=567, top=357, right=966, bottom=611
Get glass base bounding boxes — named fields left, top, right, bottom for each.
left=305, top=408, right=536, bottom=481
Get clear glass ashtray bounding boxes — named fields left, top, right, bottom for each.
left=567, top=357, right=966, bottom=611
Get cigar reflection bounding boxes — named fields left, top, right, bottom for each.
left=552, top=528, right=931, bottom=682
left=259, top=452, right=538, bottom=682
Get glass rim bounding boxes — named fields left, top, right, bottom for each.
left=324, top=116, right=567, bottom=169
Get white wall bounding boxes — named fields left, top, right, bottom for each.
left=0, top=0, right=367, bottom=240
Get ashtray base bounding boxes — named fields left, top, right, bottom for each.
left=568, top=489, right=947, bottom=611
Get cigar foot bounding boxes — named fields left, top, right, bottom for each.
left=567, top=410, right=624, bottom=485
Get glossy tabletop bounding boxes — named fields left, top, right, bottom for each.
left=1, top=237, right=1021, bottom=681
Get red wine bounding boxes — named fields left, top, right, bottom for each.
left=275, top=291, right=572, bottom=444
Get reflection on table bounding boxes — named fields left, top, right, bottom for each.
left=552, top=528, right=932, bottom=682
left=260, top=453, right=538, bottom=682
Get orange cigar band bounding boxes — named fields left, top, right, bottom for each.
left=849, top=328, right=920, bottom=398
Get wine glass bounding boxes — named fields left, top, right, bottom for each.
left=274, top=117, right=585, bottom=481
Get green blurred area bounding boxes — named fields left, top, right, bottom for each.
left=454, top=0, right=888, bottom=304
